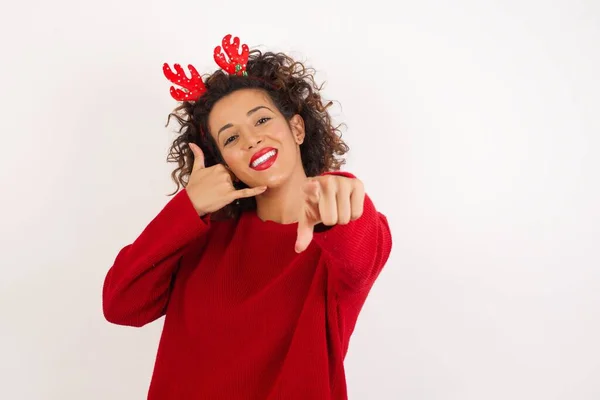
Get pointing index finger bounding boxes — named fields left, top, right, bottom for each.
left=295, top=211, right=314, bottom=253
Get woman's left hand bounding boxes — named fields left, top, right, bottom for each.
left=295, top=175, right=365, bottom=253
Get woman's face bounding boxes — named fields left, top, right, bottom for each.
left=208, top=88, right=306, bottom=189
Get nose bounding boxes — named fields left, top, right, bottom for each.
left=244, top=134, right=263, bottom=150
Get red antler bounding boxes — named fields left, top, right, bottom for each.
left=213, top=34, right=249, bottom=76
left=162, top=63, right=207, bottom=101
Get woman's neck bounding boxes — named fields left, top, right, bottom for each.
left=254, top=168, right=307, bottom=224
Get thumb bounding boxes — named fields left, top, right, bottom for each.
left=189, top=143, right=205, bottom=171
left=295, top=211, right=315, bottom=253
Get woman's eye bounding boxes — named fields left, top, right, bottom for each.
left=224, top=135, right=237, bottom=146
left=257, top=117, right=271, bottom=125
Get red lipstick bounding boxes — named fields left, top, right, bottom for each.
left=249, top=147, right=278, bottom=171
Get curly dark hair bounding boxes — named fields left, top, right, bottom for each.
left=164, top=49, right=349, bottom=219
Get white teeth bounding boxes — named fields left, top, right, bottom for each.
left=251, top=150, right=277, bottom=168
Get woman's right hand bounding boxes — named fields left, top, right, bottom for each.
left=186, top=143, right=267, bottom=216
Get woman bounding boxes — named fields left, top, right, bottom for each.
left=102, top=34, right=392, bottom=399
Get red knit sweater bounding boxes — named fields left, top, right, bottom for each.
left=102, top=172, right=392, bottom=399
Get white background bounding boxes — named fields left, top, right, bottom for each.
left=1, top=0, right=599, bottom=399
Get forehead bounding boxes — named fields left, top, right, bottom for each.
left=209, top=88, right=274, bottom=125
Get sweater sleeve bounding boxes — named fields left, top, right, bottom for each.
left=102, top=189, right=210, bottom=327
left=312, top=171, right=392, bottom=296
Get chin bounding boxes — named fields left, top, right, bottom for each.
left=262, top=174, right=287, bottom=188
left=244, top=170, right=289, bottom=189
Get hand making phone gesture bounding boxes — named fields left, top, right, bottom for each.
left=186, top=143, right=267, bottom=216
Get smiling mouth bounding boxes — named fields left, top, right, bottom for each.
left=250, top=149, right=278, bottom=170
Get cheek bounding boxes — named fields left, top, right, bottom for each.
left=273, top=126, right=295, bottom=143
left=222, top=151, right=247, bottom=173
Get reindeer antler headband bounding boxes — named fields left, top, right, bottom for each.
left=163, top=34, right=250, bottom=102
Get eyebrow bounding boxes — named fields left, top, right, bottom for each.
left=217, top=106, right=274, bottom=138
